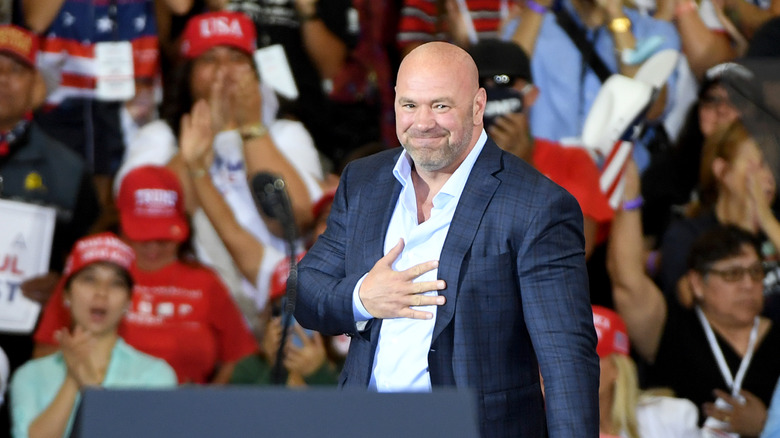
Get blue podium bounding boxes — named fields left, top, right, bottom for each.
left=71, top=387, right=479, bottom=438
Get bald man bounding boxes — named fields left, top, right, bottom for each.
left=295, top=42, right=599, bottom=437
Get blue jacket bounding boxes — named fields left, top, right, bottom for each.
left=295, top=139, right=599, bottom=437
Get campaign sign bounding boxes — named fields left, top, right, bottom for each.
left=0, top=199, right=55, bottom=333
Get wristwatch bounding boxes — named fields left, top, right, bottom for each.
left=240, top=122, right=269, bottom=141
left=609, top=17, right=632, bottom=33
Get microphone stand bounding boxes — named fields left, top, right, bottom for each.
left=270, top=185, right=298, bottom=386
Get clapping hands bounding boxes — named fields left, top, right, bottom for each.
left=56, top=326, right=107, bottom=388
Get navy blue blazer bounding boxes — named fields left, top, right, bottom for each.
left=295, top=139, right=599, bottom=437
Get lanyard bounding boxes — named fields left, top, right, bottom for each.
left=454, top=0, right=510, bottom=44
left=695, top=306, right=760, bottom=396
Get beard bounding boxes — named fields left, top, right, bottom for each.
left=400, top=122, right=475, bottom=173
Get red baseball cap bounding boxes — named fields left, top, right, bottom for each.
left=269, top=253, right=306, bottom=301
left=181, top=11, right=257, bottom=59
left=312, top=189, right=337, bottom=221
left=116, top=165, right=189, bottom=242
left=0, top=25, right=37, bottom=68
left=63, top=232, right=135, bottom=285
left=592, top=305, right=630, bottom=358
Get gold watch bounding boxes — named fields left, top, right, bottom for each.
left=240, top=122, right=269, bottom=141
left=609, top=17, right=631, bottom=33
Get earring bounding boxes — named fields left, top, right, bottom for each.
left=64, top=299, right=70, bottom=308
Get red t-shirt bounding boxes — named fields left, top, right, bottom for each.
left=532, top=138, right=614, bottom=242
left=35, top=260, right=258, bottom=383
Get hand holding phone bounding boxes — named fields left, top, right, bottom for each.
left=483, top=85, right=524, bottom=129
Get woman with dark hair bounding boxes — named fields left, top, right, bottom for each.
left=609, top=160, right=780, bottom=436
left=114, top=10, right=324, bottom=318
left=32, top=166, right=260, bottom=384
left=10, top=233, right=177, bottom=438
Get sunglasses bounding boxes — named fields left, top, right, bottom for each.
left=705, top=262, right=765, bottom=283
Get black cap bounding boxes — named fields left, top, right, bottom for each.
left=469, top=39, right=533, bottom=84
left=698, top=62, right=750, bottom=99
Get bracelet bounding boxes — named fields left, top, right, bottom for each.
left=239, top=122, right=269, bottom=141
left=608, top=16, right=632, bottom=33
left=189, top=167, right=208, bottom=179
left=526, top=0, right=549, bottom=15
left=621, top=195, right=644, bottom=211
left=646, top=249, right=660, bottom=277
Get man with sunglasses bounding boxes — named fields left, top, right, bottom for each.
left=469, top=39, right=613, bottom=261
left=608, top=159, right=780, bottom=436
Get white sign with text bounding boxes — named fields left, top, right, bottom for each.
left=0, top=199, right=55, bottom=333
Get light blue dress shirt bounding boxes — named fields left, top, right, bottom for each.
left=9, top=338, right=177, bottom=438
left=352, top=131, right=488, bottom=392
left=763, top=380, right=780, bottom=437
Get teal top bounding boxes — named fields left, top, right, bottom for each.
left=10, top=338, right=177, bottom=438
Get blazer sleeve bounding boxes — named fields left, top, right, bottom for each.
left=517, top=186, right=600, bottom=438
left=295, top=163, right=370, bottom=336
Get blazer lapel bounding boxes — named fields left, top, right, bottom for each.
left=360, top=150, right=403, bottom=265
left=360, top=150, right=403, bottom=344
left=433, top=140, right=503, bottom=342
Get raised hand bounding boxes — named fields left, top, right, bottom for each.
left=444, top=0, right=472, bottom=48
left=209, top=67, right=235, bottom=132
left=489, top=112, right=533, bottom=161
left=180, top=99, right=216, bottom=174
left=358, top=239, right=447, bottom=320
left=57, top=326, right=106, bottom=388
left=229, top=63, right=263, bottom=129
left=745, top=160, right=776, bottom=230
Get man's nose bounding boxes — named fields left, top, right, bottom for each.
left=414, top=106, right=435, bottom=129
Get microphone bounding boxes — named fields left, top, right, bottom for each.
left=250, top=171, right=300, bottom=385
left=250, top=172, right=297, bottom=241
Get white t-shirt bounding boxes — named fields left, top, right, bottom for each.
left=114, top=117, right=323, bottom=313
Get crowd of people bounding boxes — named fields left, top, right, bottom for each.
left=0, top=0, right=779, bottom=437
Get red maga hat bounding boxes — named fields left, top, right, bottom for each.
left=116, top=165, right=189, bottom=242
left=592, top=305, right=630, bottom=358
left=181, top=11, right=257, bottom=59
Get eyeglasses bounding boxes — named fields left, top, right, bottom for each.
left=705, top=262, right=765, bottom=283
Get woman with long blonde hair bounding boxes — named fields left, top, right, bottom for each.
left=658, top=119, right=779, bottom=311
left=594, top=305, right=700, bottom=438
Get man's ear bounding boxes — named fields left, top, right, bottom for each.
left=687, top=270, right=706, bottom=301
left=525, top=85, right=540, bottom=108
left=30, top=71, right=48, bottom=111
left=474, top=87, right=487, bottom=125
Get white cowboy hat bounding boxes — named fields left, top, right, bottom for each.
left=634, top=49, right=679, bottom=90
left=581, top=75, right=653, bottom=157
left=582, top=49, right=680, bottom=156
